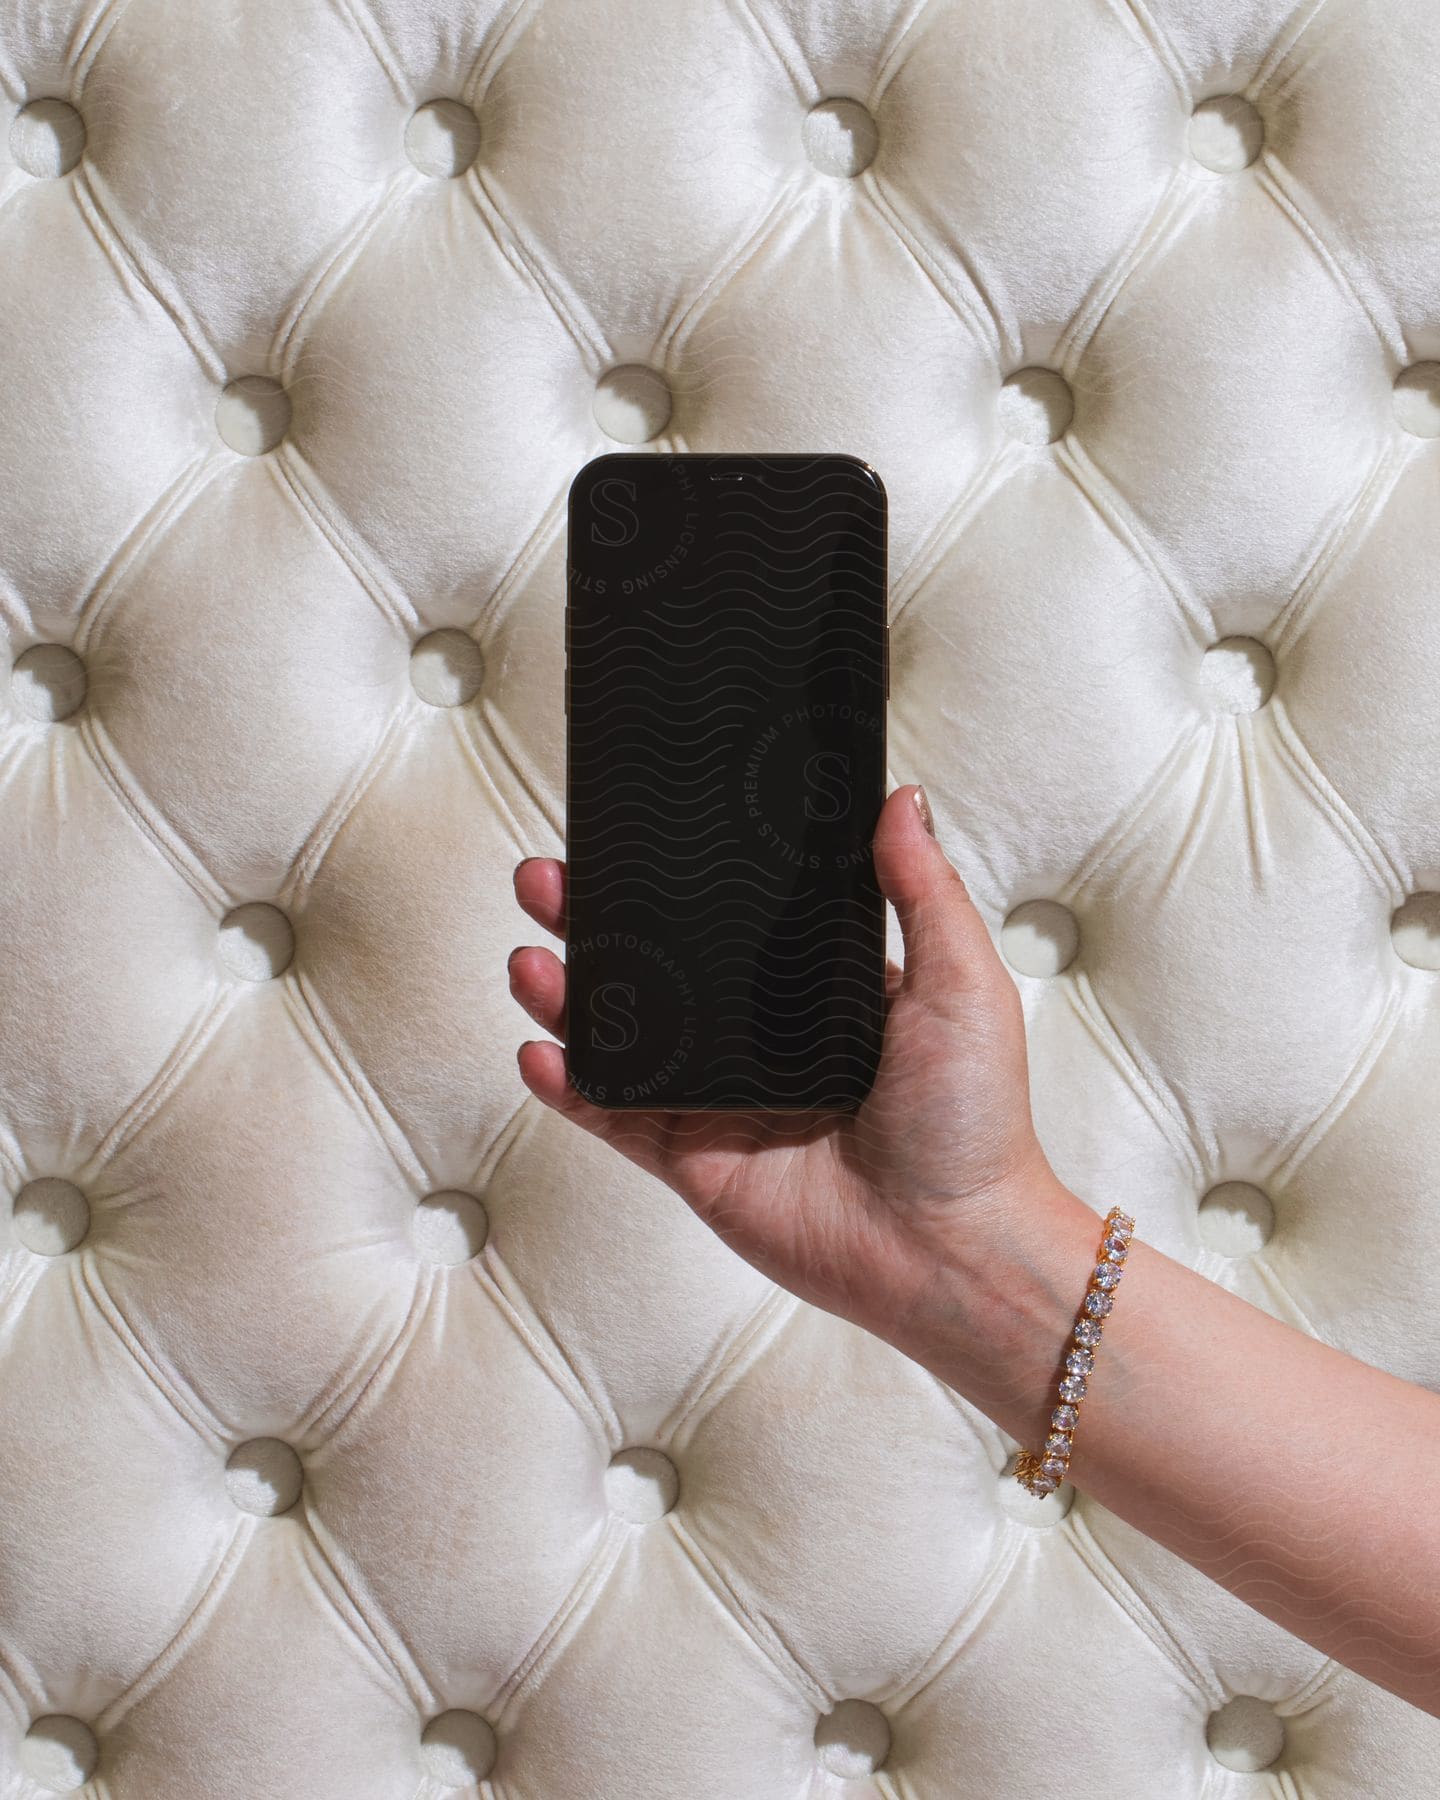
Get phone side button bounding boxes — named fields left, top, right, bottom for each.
left=884, top=625, right=890, bottom=698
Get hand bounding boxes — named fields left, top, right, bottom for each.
left=508, top=785, right=1064, bottom=1355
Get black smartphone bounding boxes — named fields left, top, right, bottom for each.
left=564, top=451, right=888, bottom=1112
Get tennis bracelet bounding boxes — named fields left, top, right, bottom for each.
left=1013, top=1205, right=1135, bottom=1497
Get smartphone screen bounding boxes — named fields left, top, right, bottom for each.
left=564, top=452, right=888, bottom=1112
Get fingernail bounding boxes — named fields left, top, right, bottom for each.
left=912, top=784, right=935, bottom=836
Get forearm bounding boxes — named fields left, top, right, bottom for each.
left=896, top=1176, right=1440, bottom=1720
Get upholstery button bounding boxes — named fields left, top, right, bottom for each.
left=999, top=367, right=1073, bottom=445
left=1197, top=1181, right=1274, bottom=1254
left=814, top=1699, right=890, bottom=1778
left=803, top=97, right=878, bottom=178
left=421, top=1711, right=497, bottom=1787
left=1391, top=892, right=1440, bottom=970
left=1393, top=363, right=1440, bottom=438
left=412, top=1190, right=489, bottom=1264
left=10, top=644, right=86, bottom=722
left=410, top=629, right=485, bottom=707
left=1206, top=1694, right=1286, bottom=1772
left=12, top=1178, right=90, bottom=1256
left=1001, top=900, right=1079, bottom=976
left=1201, top=636, right=1274, bottom=712
left=216, top=376, right=291, bottom=455
left=604, top=1446, right=679, bottom=1521
left=593, top=364, right=673, bottom=443
left=225, top=1439, right=303, bottom=1515
left=405, top=99, right=482, bottom=178
left=1188, top=95, right=1263, bottom=171
left=9, top=99, right=85, bottom=178
left=218, top=903, right=295, bottom=981
left=20, top=1717, right=98, bottom=1792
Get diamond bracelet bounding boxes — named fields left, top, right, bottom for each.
left=1013, top=1206, right=1135, bottom=1497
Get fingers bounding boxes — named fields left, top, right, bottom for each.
left=871, top=785, right=1004, bottom=999
left=515, top=1037, right=678, bottom=1185
left=508, top=944, right=565, bottom=1037
left=508, top=922, right=678, bottom=1180
left=885, top=956, right=903, bottom=1003
left=513, top=857, right=565, bottom=939
left=516, top=1037, right=631, bottom=1150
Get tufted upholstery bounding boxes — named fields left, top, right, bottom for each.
left=3, top=0, right=1440, bottom=1793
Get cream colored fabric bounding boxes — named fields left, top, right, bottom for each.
left=2, top=0, right=1438, bottom=1794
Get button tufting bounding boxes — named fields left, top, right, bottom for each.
left=1391, top=892, right=1440, bottom=970
left=413, top=1190, right=489, bottom=1264
left=999, top=367, right=1073, bottom=445
left=803, top=98, right=878, bottom=178
left=604, top=1446, right=679, bottom=1522
left=1188, top=95, right=1264, bottom=172
left=225, top=1439, right=303, bottom=1516
left=1201, top=636, right=1274, bottom=713
left=20, top=1717, right=98, bottom=1792
left=421, top=1711, right=498, bottom=1787
left=410, top=629, right=485, bottom=707
left=216, top=376, right=291, bottom=456
left=1197, top=1181, right=1274, bottom=1255
left=1393, top=362, right=1440, bottom=437
left=0, top=5, right=1431, bottom=1776
left=10, top=99, right=85, bottom=179
left=1001, top=900, right=1079, bottom=977
left=593, top=365, right=673, bottom=443
left=10, top=644, right=86, bottom=722
left=12, top=1179, right=90, bottom=1256
left=405, top=99, right=483, bottom=179
left=815, top=1699, right=891, bottom=1778
left=218, top=903, right=295, bottom=981
left=1206, top=1695, right=1286, bottom=1772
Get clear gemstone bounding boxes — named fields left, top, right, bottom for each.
left=1030, top=1475, right=1056, bottom=1494
left=1103, top=1236, right=1128, bottom=1260
left=1084, top=1290, right=1113, bottom=1317
left=1059, top=1374, right=1087, bottom=1402
left=1052, top=1405, right=1078, bottom=1430
left=1093, top=1262, right=1122, bottom=1289
left=1111, top=1213, right=1134, bottom=1233
left=1066, top=1347, right=1094, bottom=1375
left=1045, top=1432, right=1072, bottom=1455
left=1074, top=1318, right=1102, bottom=1345
left=1041, top=1456, right=1067, bottom=1479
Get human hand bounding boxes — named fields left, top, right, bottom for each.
left=509, top=785, right=1065, bottom=1356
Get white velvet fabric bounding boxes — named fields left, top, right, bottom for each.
left=1, top=1, right=1438, bottom=1794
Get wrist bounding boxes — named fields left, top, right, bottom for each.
left=894, top=1166, right=1106, bottom=1454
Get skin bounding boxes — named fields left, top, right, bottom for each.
left=510, top=784, right=1440, bottom=1720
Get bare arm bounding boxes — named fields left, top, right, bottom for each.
left=511, top=787, right=1440, bottom=1722
left=893, top=1174, right=1440, bottom=1719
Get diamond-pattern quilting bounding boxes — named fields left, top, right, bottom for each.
left=81, top=0, right=400, bottom=368
left=91, top=453, right=408, bottom=898
left=0, top=184, right=213, bottom=621
left=3, top=0, right=1439, bottom=1789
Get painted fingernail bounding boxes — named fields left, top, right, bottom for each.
left=912, top=784, right=935, bottom=836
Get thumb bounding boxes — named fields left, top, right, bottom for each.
left=871, top=785, right=1003, bottom=996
